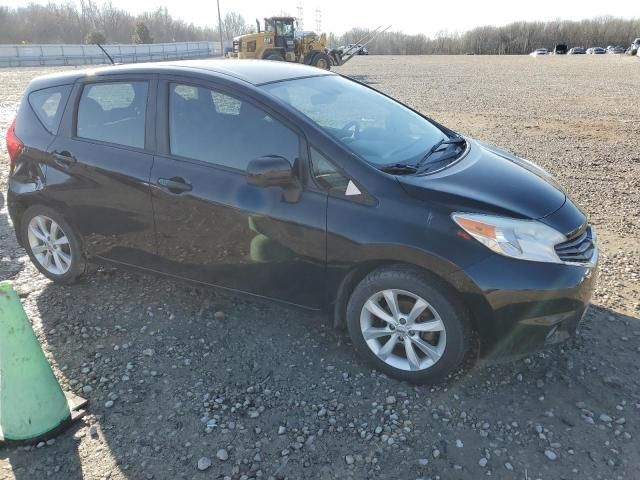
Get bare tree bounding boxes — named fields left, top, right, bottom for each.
left=0, top=3, right=637, bottom=54
left=133, top=22, right=153, bottom=44
left=222, top=12, right=253, bottom=39
left=331, top=17, right=640, bottom=55
left=0, top=2, right=233, bottom=44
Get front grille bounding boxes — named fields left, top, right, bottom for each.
left=555, top=226, right=596, bottom=264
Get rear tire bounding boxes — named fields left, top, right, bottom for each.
left=265, top=54, right=284, bottom=61
left=346, top=265, right=468, bottom=383
left=21, top=205, right=85, bottom=284
left=311, top=52, right=332, bottom=70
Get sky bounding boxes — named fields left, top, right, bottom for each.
left=3, top=0, right=638, bottom=35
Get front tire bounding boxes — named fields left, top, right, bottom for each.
left=21, top=205, right=85, bottom=284
left=311, top=52, right=332, bottom=70
left=346, top=265, right=468, bottom=383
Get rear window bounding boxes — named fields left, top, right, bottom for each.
left=77, top=81, right=148, bottom=149
left=28, top=85, right=72, bottom=134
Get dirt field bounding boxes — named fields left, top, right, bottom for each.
left=1, top=55, right=639, bottom=480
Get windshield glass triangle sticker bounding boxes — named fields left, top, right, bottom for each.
left=345, top=180, right=361, bottom=196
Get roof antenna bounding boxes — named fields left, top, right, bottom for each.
left=96, top=43, right=115, bottom=65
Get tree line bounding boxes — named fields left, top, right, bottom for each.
left=336, top=17, right=640, bottom=54
left=0, top=1, right=252, bottom=44
left=0, top=3, right=638, bottom=55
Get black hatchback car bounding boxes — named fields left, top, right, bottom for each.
left=6, top=60, right=598, bottom=383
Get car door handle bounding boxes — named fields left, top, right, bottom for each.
left=157, top=177, right=192, bottom=194
left=52, top=151, right=76, bottom=168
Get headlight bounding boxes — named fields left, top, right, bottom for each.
left=452, top=213, right=567, bottom=264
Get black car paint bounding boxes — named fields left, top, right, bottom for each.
left=43, top=75, right=159, bottom=266
left=397, top=140, right=567, bottom=221
left=8, top=60, right=597, bottom=358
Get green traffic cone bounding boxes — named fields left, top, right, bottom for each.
left=0, top=281, right=86, bottom=443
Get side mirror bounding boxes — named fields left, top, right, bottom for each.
left=246, top=156, right=301, bottom=202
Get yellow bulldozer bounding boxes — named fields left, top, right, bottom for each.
left=229, top=17, right=388, bottom=70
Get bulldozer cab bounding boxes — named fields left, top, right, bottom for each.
left=264, top=17, right=295, bottom=51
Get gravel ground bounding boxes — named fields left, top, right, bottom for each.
left=1, top=55, right=639, bottom=480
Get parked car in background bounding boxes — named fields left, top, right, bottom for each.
left=587, top=47, right=606, bottom=54
left=6, top=60, right=598, bottom=383
left=553, top=44, right=568, bottom=54
left=568, top=47, right=586, bottom=54
left=351, top=44, right=369, bottom=55
left=530, top=48, right=549, bottom=56
left=340, top=43, right=368, bottom=55
left=607, top=45, right=626, bottom=54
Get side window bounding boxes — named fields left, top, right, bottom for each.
left=310, top=147, right=351, bottom=195
left=77, top=81, right=148, bottom=149
left=28, top=85, right=72, bottom=134
left=169, top=83, right=299, bottom=171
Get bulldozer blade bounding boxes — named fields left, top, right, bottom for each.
left=340, top=25, right=383, bottom=57
left=337, top=25, right=392, bottom=65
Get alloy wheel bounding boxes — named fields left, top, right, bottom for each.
left=359, top=289, right=446, bottom=371
left=27, top=215, right=73, bottom=275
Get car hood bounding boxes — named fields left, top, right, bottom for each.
left=396, top=138, right=567, bottom=221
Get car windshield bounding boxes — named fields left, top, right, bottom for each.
left=262, top=75, right=448, bottom=167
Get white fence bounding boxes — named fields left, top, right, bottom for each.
left=0, top=41, right=232, bottom=68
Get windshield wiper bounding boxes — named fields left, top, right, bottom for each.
left=379, top=163, right=418, bottom=174
left=418, top=136, right=466, bottom=168
left=378, top=136, right=466, bottom=175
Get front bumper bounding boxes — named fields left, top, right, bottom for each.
left=447, top=247, right=598, bottom=358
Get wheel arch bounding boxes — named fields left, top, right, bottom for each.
left=261, top=48, right=285, bottom=60
left=331, top=259, right=490, bottom=340
left=19, top=202, right=87, bottom=282
left=303, top=52, right=317, bottom=65
left=15, top=198, right=84, bottom=254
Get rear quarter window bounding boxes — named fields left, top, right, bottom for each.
left=77, top=81, right=148, bottom=149
left=28, top=85, right=72, bottom=134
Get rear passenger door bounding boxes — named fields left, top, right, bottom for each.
left=48, top=75, right=158, bottom=266
left=150, top=79, right=327, bottom=307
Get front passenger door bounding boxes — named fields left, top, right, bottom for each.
left=150, top=80, right=327, bottom=308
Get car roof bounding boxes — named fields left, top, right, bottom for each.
left=95, top=59, right=334, bottom=86
left=28, top=59, right=334, bottom=91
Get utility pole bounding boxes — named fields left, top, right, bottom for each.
left=315, top=7, right=322, bottom=33
left=296, top=1, right=304, bottom=30
left=217, top=0, right=224, bottom=56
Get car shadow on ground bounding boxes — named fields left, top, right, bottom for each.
left=1, top=436, right=84, bottom=480
left=0, top=192, right=83, bottom=478
left=1, top=263, right=638, bottom=478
